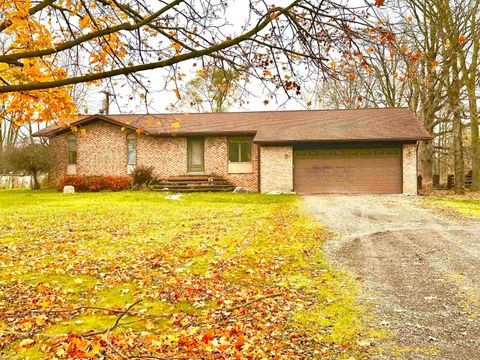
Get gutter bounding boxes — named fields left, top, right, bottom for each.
left=253, top=137, right=432, bottom=145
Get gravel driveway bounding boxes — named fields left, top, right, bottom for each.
left=303, top=195, right=480, bottom=359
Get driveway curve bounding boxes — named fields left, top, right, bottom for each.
left=304, top=195, right=480, bottom=360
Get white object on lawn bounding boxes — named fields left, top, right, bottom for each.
left=63, top=185, right=75, bottom=194
left=166, top=193, right=182, bottom=200
left=233, top=186, right=247, bottom=193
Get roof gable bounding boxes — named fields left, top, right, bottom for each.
left=37, top=114, right=137, bottom=136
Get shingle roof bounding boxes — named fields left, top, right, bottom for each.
left=33, top=108, right=431, bottom=142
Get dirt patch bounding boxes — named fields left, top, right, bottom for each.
left=304, top=195, right=480, bottom=359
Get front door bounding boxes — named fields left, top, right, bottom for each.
left=187, top=138, right=204, bottom=173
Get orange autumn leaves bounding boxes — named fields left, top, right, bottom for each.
left=0, top=0, right=76, bottom=125
left=0, top=0, right=127, bottom=125
left=0, top=60, right=76, bottom=125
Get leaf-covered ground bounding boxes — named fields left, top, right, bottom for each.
left=0, top=190, right=376, bottom=359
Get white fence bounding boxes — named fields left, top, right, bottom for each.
left=0, top=174, right=48, bottom=189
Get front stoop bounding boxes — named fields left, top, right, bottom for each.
left=150, top=175, right=236, bottom=192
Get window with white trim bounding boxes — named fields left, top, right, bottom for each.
left=67, top=134, right=77, bottom=164
left=127, top=134, right=137, bottom=165
left=228, top=136, right=252, bottom=163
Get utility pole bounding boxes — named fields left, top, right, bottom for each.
left=100, top=90, right=114, bottom=114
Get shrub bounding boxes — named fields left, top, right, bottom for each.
left=130, top=165, right=154, bottom=187
left=87, top=176, right=106, bottom=192
left=59, top=175, right=131, bottom=192
left=104, top=176, right=131, bottom=191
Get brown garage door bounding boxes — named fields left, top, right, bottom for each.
left=294, top=147, right=402, bottom=194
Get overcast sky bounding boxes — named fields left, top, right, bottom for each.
left=83, top=0, right=370, bottom=115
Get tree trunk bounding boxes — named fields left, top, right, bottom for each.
left=32, top=171, right=40, bottom=190
left=418, top=104, right=437, bottom=185
left=467, top=83, right=480, bottom=191
left=418, top=140, right=433, bottom=185
left=449, top=60, right=465, bottom=194
left=472, top=123, right=480, bottom=191
left=453, top=115, right=465, bottom=194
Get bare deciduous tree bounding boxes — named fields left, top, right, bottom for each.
left=179, top=64, right=242, bottom=112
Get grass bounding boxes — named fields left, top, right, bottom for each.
left=0, top=190, right=375, bottom=359
left=432, top=198, right=480, bottom=217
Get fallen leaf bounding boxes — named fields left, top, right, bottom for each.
left=19, top=339, right=35, bottom=348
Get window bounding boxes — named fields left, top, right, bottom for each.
left=67, top=135, right=77, bottom=164
left=228, top=137, right=252, bottom=162
left=127, top=134, right=137, bottom=165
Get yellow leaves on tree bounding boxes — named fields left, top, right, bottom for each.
left=0, top=0, right=77, bottom=125
left=89, top=33, right=127, bottom=71
left=0, top=58, right=76, bottom=125
left=431, top=59, right=440, bottom=72
left=2, top=1, right=52, bottom=50
left=346, top=72, right=356, bottom=81
left=78, top=16, right=91, bottom=29
left=173, top=88, right=181, bottom=100
left=1, top=0, right=131, bottom=126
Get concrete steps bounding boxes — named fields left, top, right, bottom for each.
left=150, top=176, right=235, bottom=192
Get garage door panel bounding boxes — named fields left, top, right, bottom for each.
left=293, top=147, right=402, bottom=194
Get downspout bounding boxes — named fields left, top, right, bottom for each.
left=416, top=141, right=420, bottom=195
left=257, top=143, right=261, bottom=193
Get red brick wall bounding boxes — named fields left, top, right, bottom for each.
left=48, top=135, right=68, bottom=187
left=260, top=146, right=293, bottom=193
left=48, top=120, right=259, bottom=191
left=403, top=143, right=418, bottom=195
left=48, top=122, right=127, bottom=186
left=137, top=136, right=188, bottom=177
left=204, top=137, right=259, bottom=192
left=78, top=122, right=127, bottom=176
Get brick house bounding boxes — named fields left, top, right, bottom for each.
left=34, top=108, right=431, bottom=194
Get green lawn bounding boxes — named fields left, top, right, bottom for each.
left=0, top=190, right=375, bottom=359
left=433, top=198, right=480, bottom=217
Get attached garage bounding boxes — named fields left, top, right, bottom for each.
left=253, top=108, right=430, bottom=195
left=293, top=145, right=403, bottom=194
